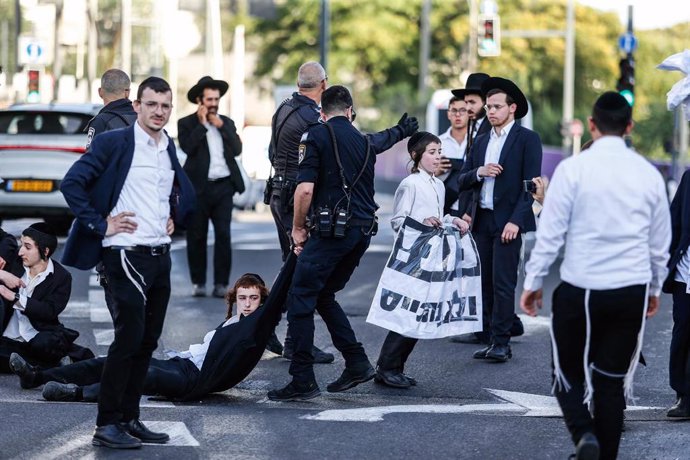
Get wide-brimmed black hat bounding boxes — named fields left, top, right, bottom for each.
left=481, top=77, right=529, bottom=119
left=451, top=73, right=490, bottom=99
left=187, top=76, right=229, bottom=103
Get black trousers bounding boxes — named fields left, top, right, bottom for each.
left=97, top=249, right=171, bottom=426
left=0, top=332, right=71, bottom=373
left=552, top=282, right=645, bottom=460
left=287, top=229, right=371, bottom=384
left=670, top=281, right=690, bottom=398
left=269, top=190, right=292, bottom=262
left=472, top=208, right=522, bottom=346
left=376, top=331, right=418, bottom=374
left=37, top=356, right=199, bottom=401
left=186, top=178, right=234, bottom=286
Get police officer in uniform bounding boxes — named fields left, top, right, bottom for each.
left=267, top=85, right=419, bottom=401
left=267, top=61, right=333, bottom=363
left=85, top=69, right=137, bottom=150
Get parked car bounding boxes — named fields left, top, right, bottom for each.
left=0, top=103, right=102, bottom=234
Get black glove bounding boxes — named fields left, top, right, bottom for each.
left=397, top=112, right=419, bottom=138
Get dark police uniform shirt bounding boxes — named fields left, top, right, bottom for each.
left=85, top=98, right=137, bottom=150
left=297, top=116, right=406, bottom=220
left=269, top=92, right=321, bottom=182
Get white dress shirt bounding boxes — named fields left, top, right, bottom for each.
left=523, top=136, right=671, bottom=296
left=167, top=316, right=239, bottom=370
left=439, top=127, right=467, bottom=162
left=205, top=122, right=231, bottom=180
left=103, top=122, right=174, bottom=247
left=391, top=170, right=454, bottom=233
left=478, top=120, right=515, bottom=210
left=2, top=259, right=54, bottom=342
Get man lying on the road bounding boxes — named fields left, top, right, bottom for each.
left=10, top=267, right=292, bottom=402
left=0, top=223, right=93, bottom=373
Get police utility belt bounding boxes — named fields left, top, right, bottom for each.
left=311, top=122, right=377, bottom=239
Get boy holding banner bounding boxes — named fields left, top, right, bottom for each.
left=368, top=132, right=480, bottom=389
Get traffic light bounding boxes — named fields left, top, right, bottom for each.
left=478, top=14, right=501, bottom=57
left=616, top=57, right=635, bottom=107
left=27, top=69, right=40, bottom=103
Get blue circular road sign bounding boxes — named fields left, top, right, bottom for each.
left=618, top=33, right=638, bottom=54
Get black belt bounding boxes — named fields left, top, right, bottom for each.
left=272, top=179, right=295, bottom=190
left=107, top=244, right=171, bottom=256
left=208, top=176, right=231, bottom=183
left=349, top=218, right=375, bottom=228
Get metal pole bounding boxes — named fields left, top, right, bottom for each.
left=231, top=24, right=245, bottom=130
left=418, top=0, right=431, bottom=105
left=561, top=0, right=575, bottom=155
left=1, top=21, right=8, bottom=79
left=52, top=0, right=64, bottom=102
left=468, top=0, right=478, bottom=72
left=87, top=0, right=97, bottom=101
left=121, top=0, right=132, bottom=76
left=206, top=0, right=223, bottom=77
left=14, top=0, right=21, bottom=73
left=320, top=0, right=329, bottom=73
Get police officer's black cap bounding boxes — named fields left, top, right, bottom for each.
left=481, top=77, right=529, bottom=119
left=187, top=76, right=229, bottom=103
left=594, top=91, right=629, bottom=111
left=451, top=73, right=490, bottom=99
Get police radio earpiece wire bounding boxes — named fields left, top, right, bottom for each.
left=324, top=122, right=371, bottom=220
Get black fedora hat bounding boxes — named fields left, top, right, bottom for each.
left=481, top=77, right=529, bottom=119
left=187, top=76, right=229, bottom=103
left=451, top=72, right=490, bottom=99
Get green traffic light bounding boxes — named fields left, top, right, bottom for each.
left=619, top=89, right=634, bottom=107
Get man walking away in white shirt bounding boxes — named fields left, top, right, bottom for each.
left=520, top=92, right=671, bottom=460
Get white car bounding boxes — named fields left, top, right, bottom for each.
left=0, top=103, right=102, bottom=233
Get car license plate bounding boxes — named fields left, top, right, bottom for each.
left=6, top=180, right=54, bottom=193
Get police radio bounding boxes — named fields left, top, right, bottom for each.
left=333, top=207, right=349, bottom=239
left=317, top=206, right=332, bottom=238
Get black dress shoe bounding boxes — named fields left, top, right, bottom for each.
left=282, top=345, right=335, bottom=364
left=42, top=381, right=80, bottom=401
left=326, top=364, right=376, bottom=393
left=267, top=381, right=321, bottom=401
left=473, top=345, right=492, bottom=359
left=667, top=396, right=690, bottom=418
left=575, top=432, right=600, bottom=460
left=374, top=370, right=411, bottom=389
left=402, top=373, right=417, bottom=386
left=92, top=424, right=142, bottom=449
left=9, top=353, right=40, bottom=389
left=121, top=419, right=170, bottom=444
left=265, top=333, right=284, bottom=355
left=486, top=344, right=512, bottom=362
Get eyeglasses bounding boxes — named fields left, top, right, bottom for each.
left=139, top=100, right=173, bottom=112
left=322, top=74, right=328, bottom=83
left=350, top=106, right=357, bottom=122
left=484, top=104, right=506, bottom=112
left=448, top=108, right=468, bottom=116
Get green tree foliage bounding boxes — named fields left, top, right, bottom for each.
left=254, top=0, right=687, bottom=154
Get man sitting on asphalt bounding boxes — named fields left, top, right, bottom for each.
left=0, top=223, right=93, bottom=373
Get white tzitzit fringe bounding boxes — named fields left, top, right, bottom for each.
left=623, top=283, right=650, bottom=405
left=119, top=250, right=147, bottom=302
left=582, top=289, right=594, bottom=410
left=549, top=314, right=571, bottom=394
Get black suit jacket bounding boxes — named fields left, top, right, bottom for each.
left=663, top=170, right=690, bottom=293
left=1, top=260, right=72, bottom=333
left=458, top=123, right=542, bottom=232
left=178, top=113, right=245, bottom=194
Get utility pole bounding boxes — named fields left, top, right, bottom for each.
left=206, top=0, right=223, bottom=78
left=468, top=0, right=478, bottom=73
left=418, top=0, right=431, bottom=106
left=561, top=0, right=575, bottom=155
left=121, top=0, right=131, bottom=76
left=319, top=0, right=329, bottom=72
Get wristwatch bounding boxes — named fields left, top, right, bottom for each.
left=14, top=292, right=20, bottom=302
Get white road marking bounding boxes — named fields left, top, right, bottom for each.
left=143, top=421, right=200, bottom=446
left=0, top=394, right=174, bottom=408
left=300, top=389, right=665, bottom=422
left=301, top=403, right=525, bottom=422
left=90, top=305, right=110, bottom=323
left=93, top=328, right=114, bottom=346
left=61, top=301, right=91, bottom=319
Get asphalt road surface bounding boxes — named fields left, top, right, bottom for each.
left=0, top=201, right=687, bottom=460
